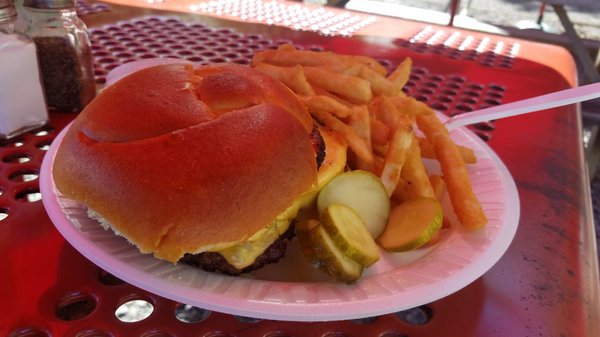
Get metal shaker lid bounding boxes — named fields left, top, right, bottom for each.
left=23, top=0, right=75, bottom=9
left=0, top=0, right=17, bottom=23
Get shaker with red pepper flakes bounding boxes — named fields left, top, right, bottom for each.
left=23, top=0, right=96, bottom=113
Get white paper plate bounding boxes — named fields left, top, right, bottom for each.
left=40, top=119, right=519, bottom=322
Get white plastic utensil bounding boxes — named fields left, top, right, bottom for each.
left=444, top=82, right=600, bottom=131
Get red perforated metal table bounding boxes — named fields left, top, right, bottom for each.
left=1, top=1, right=599, bottom=336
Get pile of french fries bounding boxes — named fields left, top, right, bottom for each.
left=252, top=44, right=487, bottom=230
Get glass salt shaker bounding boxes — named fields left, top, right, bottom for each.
left=0, top=0, right=48, bottom=139
left=23, top=0, right=96, bottom=113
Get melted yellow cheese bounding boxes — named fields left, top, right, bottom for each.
left=216, top=131, right=347, bottom=269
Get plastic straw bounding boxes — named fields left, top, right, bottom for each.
left=445, top=82, right=600, bottom=131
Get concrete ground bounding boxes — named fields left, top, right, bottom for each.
left=360, top=0, right=600, bottom=41
left=466, top=0, right=600, bottom=40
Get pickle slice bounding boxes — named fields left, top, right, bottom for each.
left=320, top=204, right=381, bottom=267
left=317, top=170, right=391, bottom=239
left=309, top=223, right=364, bottom=283
left=377, top=198, right=443, bottom=252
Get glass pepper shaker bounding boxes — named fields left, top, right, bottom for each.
left=23, top=0, right=96, bottom=113
left=0, top=0, right=48, bottom=139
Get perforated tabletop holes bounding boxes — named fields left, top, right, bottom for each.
left=89, top=17, right=291, bottom=84
left=402, top=26, right=520, bottom=69
left=75, top=0, right=110, bottom=16
left=0, top=125, right=57, bottom=221
left=187, top=0, right=377, bottom=36
left=90, top=15, right=309, bottom=82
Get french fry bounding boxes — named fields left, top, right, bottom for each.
left=252, top=47, right=339, bottom=67
left=372, top=155, right=386, bottom=176
left=322, top=61, right=362, bottom=77
left=332, top=62, right=396, bottom=97
left=416, top=137, right=435, bottom=159
left=255, top=43, right=386, bottom=74
left=311, top=108, right=374, bottom=165
left=392, top=138, right=436, bottom=201
left=407, top=98, right=435, bottom=116
left=347, top=105, right=374, bottom=171
left=311, top=84, right=355, bottom=107
left=289, top=65, right=316, bottom=96
left=380, top=116, right=413, bottom=196
left=254, top=62, right=287, bottom=82
left=277, top=44, right=296, bottom=52
left=370, top=118, right=390, bottom=146
left=428, top=174, right=452, bottom=230
left=416, top=113, right=487, bottom=229
left=299, top=95, right=353, bottom=118
left=388, top=96, right=434, bottom=116
left=428, top=174, right=446, bottom=201
left=417, top=137, right=477, bottom=164
left=253, top=45, right=364, bottom=75
left=367, top=95, right=383, bottom=118
left=358, top=65, right=399, bottom=97
left=459, top=145, right=477, bottom=164
left=372, top=143, right=389, bottom=159
left=375, top=96, right=402, bottom=129
left=415, top=112, right=448, bottom=140
left=434, top=135, right=487, bottom=229
left=303, top=66, right=372, bottom=104
left=352, top=55, right=388, bottom=76
left=388, top=57, right=412, bottom=91
left=254, top=63, right=315, bottom=95
left=349, top=105, right=372, bottom=147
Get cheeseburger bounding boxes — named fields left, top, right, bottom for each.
left=53, top=63, right=346, bottom=275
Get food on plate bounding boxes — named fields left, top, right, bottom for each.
left=392, top=140, right=436, bottom=202
left=320, top=203, right=381, bottom=267
left=416, top=113, right=487, bottom=229
left=307, top=220, right=365, bottom=283
left=429, top=174, right=447, bottom=201
left=252, top=44, right=488, bottom=280
left=52, top=62, right=347, bottom=275
left=377, top=198, right=443, bottom=252
left=417, top=136, right=477, bottom=164
left=295, top=219, right=322, bottom=267
left=317, top=170, right=391, bottom=239
left=253, top=44, right=487, bottom=232
left=379, top=114, right=414, bottom=196
left=298, top=203, right=380, bottom=283
left=387, top=57, right=412, bottom=90
left=54, top=43, right=489, bottom=283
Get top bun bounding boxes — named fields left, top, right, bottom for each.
left=53, top=63, right=317, bottom=262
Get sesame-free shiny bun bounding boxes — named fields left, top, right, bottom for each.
left=53, top=63, right=317, bottom=263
